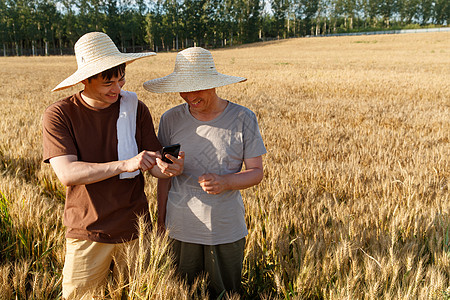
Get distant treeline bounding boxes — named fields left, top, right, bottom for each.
left=1, top=0, right=449, bottom=56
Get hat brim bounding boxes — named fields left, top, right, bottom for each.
left=143, top=72, right=247, bottom=93
left=52, top=52, right=156, bottom=92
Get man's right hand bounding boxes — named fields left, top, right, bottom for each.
left=125, top=150, right=161, bottom=173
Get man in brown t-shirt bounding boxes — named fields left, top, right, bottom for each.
left=42, top=32, right=184, bottom=299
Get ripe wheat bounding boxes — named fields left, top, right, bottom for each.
left=0, top=32, right=448, bottom=299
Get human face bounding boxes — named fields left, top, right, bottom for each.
left=179, top=88, right=218, bottom=114
left=81, top=73, right=126, bottom=109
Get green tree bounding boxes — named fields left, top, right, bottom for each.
left=433, top=0, right=450, bottom=24
left=223, top=0, right=239, bottom=45
left=146, top=0, right=167, bottom=51
left=35, top=0, right=61, bottom=55
left=241, top=0, right=263, bottom=42
left=182, top=0, right=208, bottom=46
left=359, top=0, right=381, bottom=27
left=163, top=0, right=181, bottom=50
left=271, top=0, right=290, bottom=38
left=295, top=0, right=320, bottom=35
left=332, top=0, right=358, bottom=30
left=378, top=0, right=397, bottom=27
left=397, top=0, right=420, bottom=24
left=0, top=0, right=9, bottom=55
left=418, top=0, right=433, bottom=24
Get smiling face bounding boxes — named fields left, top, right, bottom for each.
left=180, top=88, right=217, bottom=112
left=180, top=88, right=230, bottom=121
left=81, top=73, right=126, bottom=109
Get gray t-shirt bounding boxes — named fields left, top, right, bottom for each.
left=158, top=101, right=266, bottom=245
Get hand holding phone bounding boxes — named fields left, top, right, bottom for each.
left=161, top=144, right=181, bottom=164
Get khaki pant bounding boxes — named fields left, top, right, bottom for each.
left=62, top=238, right=138, bottom=300
left=171, top=238, right=246, bottom=299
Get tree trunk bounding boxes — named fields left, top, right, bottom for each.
left=293, top=16, right=296, bottom=36
left=52, top=31, right=56, bottom=55
left=287, top=17, right=290, bottom=36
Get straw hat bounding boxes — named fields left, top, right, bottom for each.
left=143, top=47, right=246, bottom=93
left=52, top=32, right=156, bottom=91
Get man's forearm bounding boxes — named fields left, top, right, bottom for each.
left=50, top=151, right=157, bottom=186
left=51, top=159, right=128, bottom=186
left=223, top=167, right=264, bottom=191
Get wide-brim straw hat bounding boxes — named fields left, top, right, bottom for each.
left=143, top=47, right=246, bottom=93
left=52, top=32, right=156, bottom=91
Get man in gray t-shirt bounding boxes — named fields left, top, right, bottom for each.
left=143, top=47, right=266, bottom=297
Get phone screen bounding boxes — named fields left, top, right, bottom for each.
left=161, top=144, right=180, bottom=164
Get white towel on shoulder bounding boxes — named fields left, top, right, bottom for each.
left=117, top=90, right=140, bottom=179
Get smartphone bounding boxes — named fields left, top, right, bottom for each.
left=161, top=144, right=181, bottom=164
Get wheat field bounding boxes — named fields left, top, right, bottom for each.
left=0, top=32, right=449, bottom=299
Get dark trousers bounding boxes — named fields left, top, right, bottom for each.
left=171, top=238, right=246, bottom=299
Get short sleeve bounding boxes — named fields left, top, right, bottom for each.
left=243, top=110, right=267, bottom=159
left=157, top=112, right=170, bottom=147
left=42, top=104, right=77, bottom=163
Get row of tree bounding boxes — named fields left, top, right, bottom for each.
left=1, top=0, right=449, bottom=56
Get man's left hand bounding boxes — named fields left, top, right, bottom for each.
left=156, top=151, right=185, bottom=177
left=198, top=173, right=228, bottom=194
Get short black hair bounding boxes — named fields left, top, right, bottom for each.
left=88, top=63, right=126, bottom=82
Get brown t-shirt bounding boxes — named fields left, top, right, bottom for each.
left=42, top=92, right=161, bottom=243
